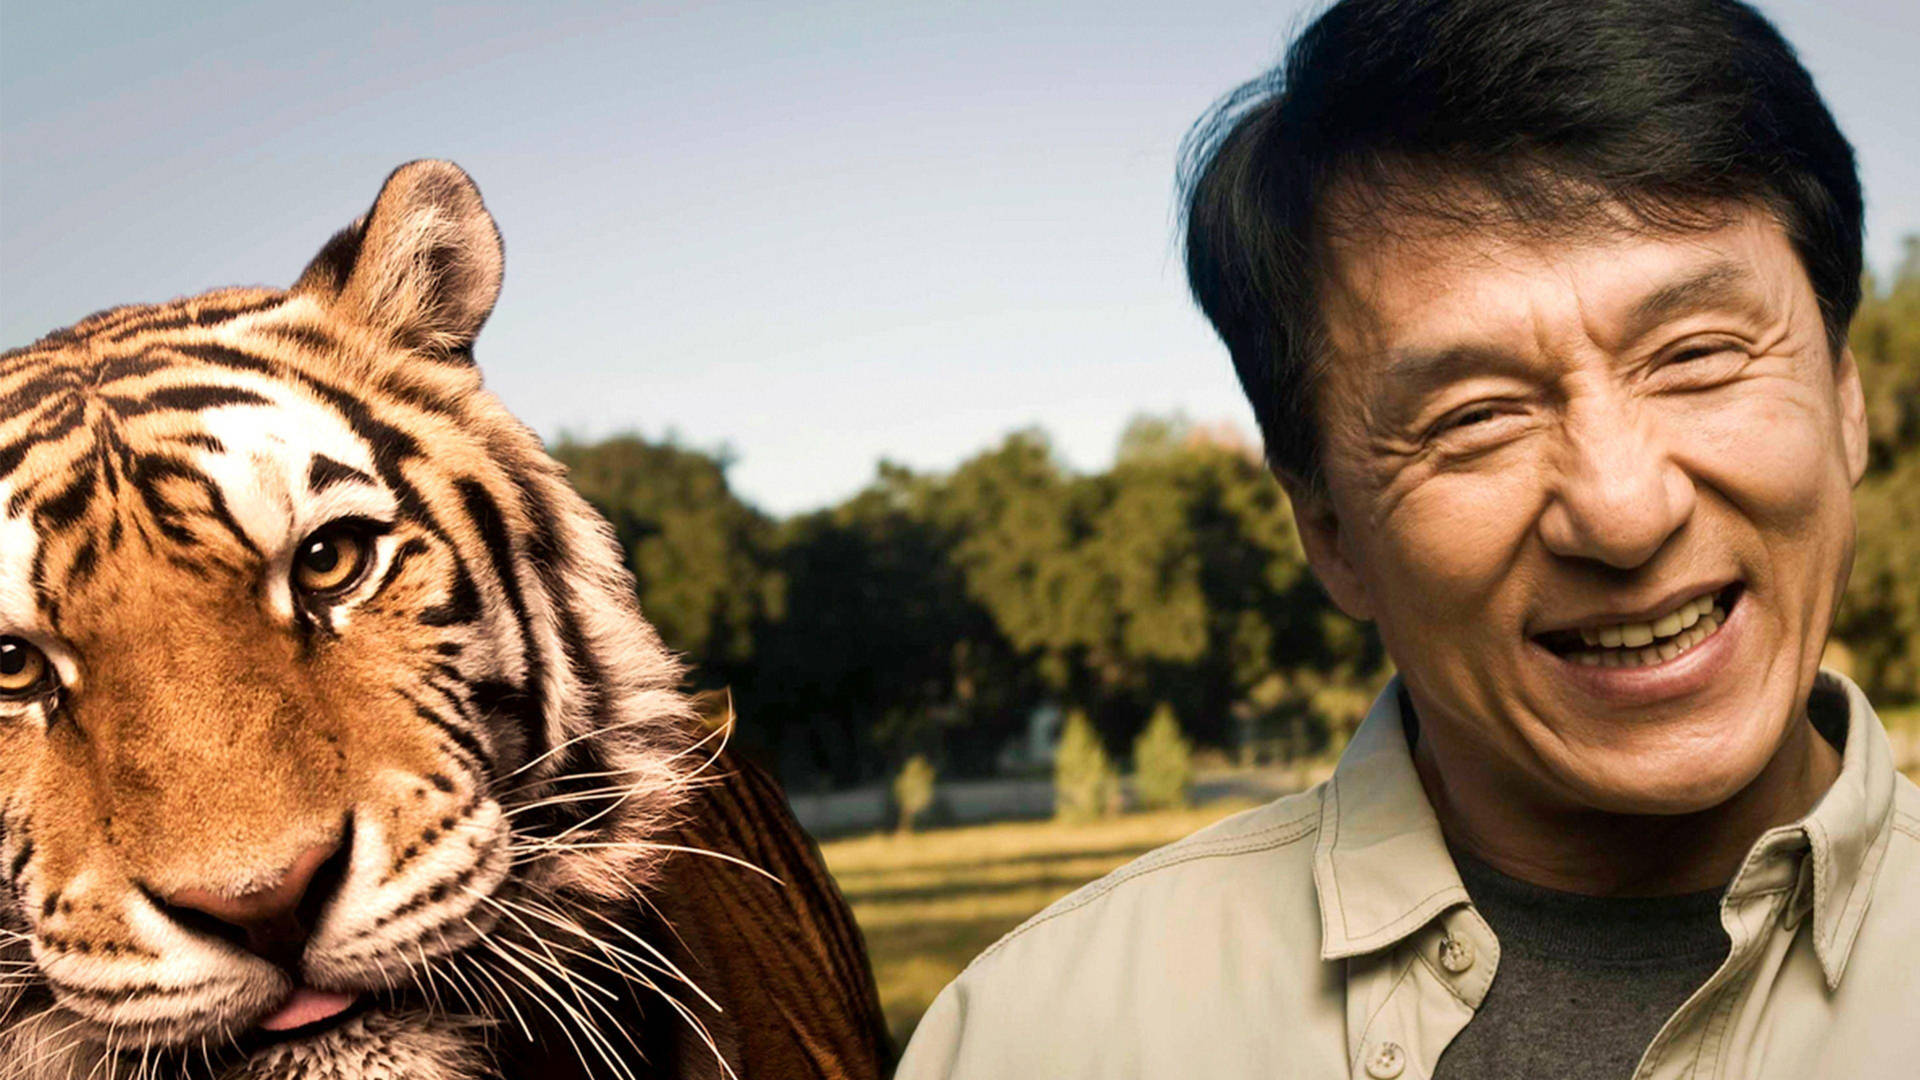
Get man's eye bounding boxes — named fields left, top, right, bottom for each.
left=1431, top=403, right=1507, bottom=438
left=1662, top=339, right=1746, bottom=367
left=1445, top=406, right=1498, bottom=430
left=1670, top=346, right=1730, bottom=363
left=0, top=637, right=53, bottom=699
left=1649, top=341, right=1749, bottom=391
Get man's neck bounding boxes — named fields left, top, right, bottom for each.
left=1411, top=709, right=1843, bottom=897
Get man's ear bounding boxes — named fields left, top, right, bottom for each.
left=1835, top=344, right=1869, bottom=486
left=1281, top=478, right=1375, bottom=622
left=293, top=160, right=503, bottom=359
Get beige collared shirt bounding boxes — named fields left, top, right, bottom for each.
left=895, top=670, right=1920, bottom=1079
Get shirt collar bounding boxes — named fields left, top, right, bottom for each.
left=1313, top=676, right=1464, bottom=960
left=1312, top=668, right=1900, bottom=983
left=1733, top=669, right=1900, bottom=988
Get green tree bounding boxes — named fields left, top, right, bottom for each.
left=1057, top=417, right=1375, bottom=751
left=553, top=434, right=780, bottom=687
left=555, top=415, right=1396, bottom=790
left=1837, top=238, right=1920, bottom=702
left=1055, top=709, right=1121, bottom=822
left=1132, top=703, right=1194, bottom=811
left=932, top=430, right=1084, bottom=680
left=746, top=464, right=987, bottom=786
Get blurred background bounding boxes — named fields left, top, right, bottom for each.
left=5, top=0, right=1917, bottom=1047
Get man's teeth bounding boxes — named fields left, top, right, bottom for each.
left=1577, top=593, right=1713, bottom=648
left=1567, top=593, right=1727, bottom=668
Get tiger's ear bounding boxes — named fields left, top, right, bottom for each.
left=293, top=160, right=503, bottom=358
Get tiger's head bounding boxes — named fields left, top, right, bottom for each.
left=0, top=162, right=701, bottom=1078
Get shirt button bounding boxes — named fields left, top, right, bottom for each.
left=1438, top=934, right=1474, bottom=973
left=1365, top=1041, right=1407, bottom=1079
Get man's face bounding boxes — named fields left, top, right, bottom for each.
left=1297, top=204, right=1867, bottom=815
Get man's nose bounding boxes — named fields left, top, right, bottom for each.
left=152, top=834, right=350, bottom=971
left=1536, top=395, right=1696, bottom=569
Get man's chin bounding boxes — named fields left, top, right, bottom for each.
left=1568, top=771, right=1759, bottom=817
left=1541, top=717, right=1790, bottom=817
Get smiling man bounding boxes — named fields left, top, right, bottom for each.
left=895, top=0, right=1919, bottom=1077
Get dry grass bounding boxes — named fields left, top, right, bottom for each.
left=822, top=803, right=1260, bottom=1047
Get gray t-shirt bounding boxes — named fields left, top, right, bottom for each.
left=1432, top=848, right=1730, bottom=1080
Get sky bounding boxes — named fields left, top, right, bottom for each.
left=4, top=1, right=1916, bottom=517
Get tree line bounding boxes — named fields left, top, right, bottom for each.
left=557, top=243, right=1920, bottom=792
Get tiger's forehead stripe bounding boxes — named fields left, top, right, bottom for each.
left=0, top=308, right=433, bottom=641
left=0, top=290, right=288, bottom=362
left=0, top=322, right=539, bottom=725
left=188, top=374, right=393, bottom=555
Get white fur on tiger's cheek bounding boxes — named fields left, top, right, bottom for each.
left=304, top=796, right=513, bottom=985
left=0, top=480, right=42, bottom=632
left=0, top=480, right=78, bottom=702
left=36, top=871, right=271, bottom=1036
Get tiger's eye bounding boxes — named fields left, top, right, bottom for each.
left=294, top=526, right=371, bottom=597
left=0, top=638, right=50, bottom=697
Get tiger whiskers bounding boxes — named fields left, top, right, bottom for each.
left=476, top=886, right=714, bottom=1011
left=445, top=881, right=748, bottom=1080
left=412, top=940, right=450, bottom=1019
left=439, top=950, right=513, bottom=1043
left=459, top=915, right=637, bottom=1080
left=500, top=826, right=777, bottom=1061
left=465, top=891, right=660, bottom=1076
left=508, top=836, right=782, bottom=884
left=480, top=883, right=741, bottom=1080
left=450, top=949, right=534, bottom=1044
left=480, top=888, right=726, bottom=1074
left=1, top=1005, right=94, bottom=1080
left=494, top=933, right=647, bottom=1080
left=466, top=893, right=655, bottom=1004
left=498, top=781, right=668, bottom=822
left=487, top=734, right=735, bottom=849
left=493, top=760, right=731, bottom=810
left=495, top=708, right=735, bottom=797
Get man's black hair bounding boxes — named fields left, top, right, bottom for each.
left=1181, top=0, right=1862, bottom=488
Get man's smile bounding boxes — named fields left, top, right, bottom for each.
left=1532, top=584, right=1747, bottom=705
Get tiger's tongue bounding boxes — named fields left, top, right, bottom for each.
left=258, top=987, right=360, bottom=1032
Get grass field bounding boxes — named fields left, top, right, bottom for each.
left=820, top=802, right=1260, bottom=1047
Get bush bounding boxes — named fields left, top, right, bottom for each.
left=893, top=755, right=938, bottom=833
left=1132, top=703, right=1194, bottom=811
left=1055, top=709, right=1121, bottom=823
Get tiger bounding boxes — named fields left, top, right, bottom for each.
left=0, top=161, right=891, bottom=1080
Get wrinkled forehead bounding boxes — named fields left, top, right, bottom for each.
left=1314, top=207, right=1808, bottom=384
left=0, top=343, right=398, bottom=632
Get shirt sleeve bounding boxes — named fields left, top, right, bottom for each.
left=893, top=975, right=972, bottom=1079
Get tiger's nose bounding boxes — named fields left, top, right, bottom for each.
left=156, top=833, right=351, bottom=970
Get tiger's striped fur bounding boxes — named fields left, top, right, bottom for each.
left=0, top=162, right=889, bottom=1079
